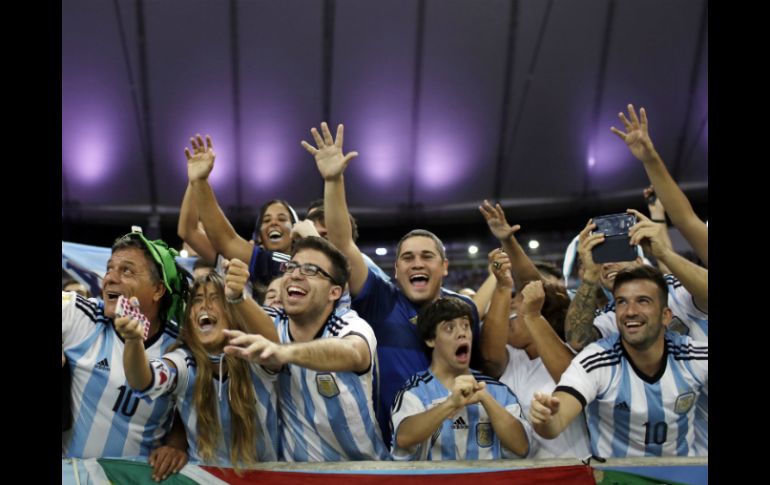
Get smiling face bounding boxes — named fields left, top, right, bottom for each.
left=102, top=247, right=165, bottom=322
left=281, top=249, right=342, bottom=318
left=263, top=278, right=284, bottom=309
left=395, top=236, right=448, bottom=305
left=614, top=279, right=671, bottom=351
left=189, top=281, right=231, bottom=353
left=426, top=316, right=473, bottom=374
left=259, top=202, right=294, bottom=252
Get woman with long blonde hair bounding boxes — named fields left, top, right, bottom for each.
left=117, top=259, right=280, bottom=468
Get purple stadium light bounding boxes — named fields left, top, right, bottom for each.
left=243, top=120, right=294, bottom=190
left=415, top=121, right=473, bottom=191
left=62, top=94, right=121, bottom=187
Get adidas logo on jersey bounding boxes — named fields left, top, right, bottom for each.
left=95, top=358, right=110, bottom=370
left=614, top=401, right=630, bottom=412
left=451, top=416, right=469, bottom=429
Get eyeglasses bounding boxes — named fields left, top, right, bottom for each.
left=280, top=261, right=339, bottom=285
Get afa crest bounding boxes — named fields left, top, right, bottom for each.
left=674, top=392, right=696, bottom=414
left=316, top=373, right=340, bottom=398
left=476, top=422, right=493, bottom=447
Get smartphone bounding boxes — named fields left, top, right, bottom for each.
left=591, top=213, right=638, bottom=263
left=116, top=295, right=151, bottom=340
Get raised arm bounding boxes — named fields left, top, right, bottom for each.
left=611, top=105, right=708, bottom=266
left=177, top=183, right=217, bottom=265
left=479, top=200, right=542, bottom=291
left=223, top=258, right=280, bottom=342
left=519, top=281, right=574, bottom=382
left=479, top=249, right=513, bottom=379
left=114, top=315, right=155, bottom=390
left=628, top=209, right=708, bottom=312
left=186, top=134, right=254, bottom=263
left=302, top=122, right=368, bottom=295
left=471, top=271, right=497, bottom=321
left=564, top=221, right=604, bottom=352
left=224, top=330, right=370, bottom=373
left=529, top=391, right=583, bottom=439
left=644, top=186, right=673, bottom=274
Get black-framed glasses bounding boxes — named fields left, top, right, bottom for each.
left=280, top=261, right=339, bottom=285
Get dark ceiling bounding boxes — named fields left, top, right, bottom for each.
left=62, top=0, right=707, bottom=248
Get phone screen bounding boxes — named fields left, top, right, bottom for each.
left=593, top=213, right=636, bottom=237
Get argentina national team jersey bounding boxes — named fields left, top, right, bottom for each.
left=268, top=307, right=389, bottom=461
left=591, top=274, right=709, bottom=455
left=351, top=268, right=481, bottom=445
left=148, top=348, right=280, bottom=464
left=389, top=369, right=532, bottom=461
left=62, top=292, right=178, bottom=458
left=555, top=332, right=708, bottom=458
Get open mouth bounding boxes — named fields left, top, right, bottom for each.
left=268, top=230, right=283, bottom=242
left=197, top=311, right=217, bottom=334
left=409, top=274, right=429, bottom=289
left=623, top=320, right=645, bottom=333
left=286, top=285, right=307, bottom=301
left=455, top=343, right=470, bottom=363
left=105, top=291, right=122, bottom=302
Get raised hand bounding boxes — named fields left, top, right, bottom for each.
left=627, top=209, right=669, bottom=260
left=610, top=104, right=656, bottom=162
left=479, top=200, right=521, bottom=241
left=185, top=134, right=216, bottom=182
left=520, top=280, right=545, bottom=318
left=114, top=315, right=144, bottom=341
left=223, top=258, right=250, bottom=301
left=301, top=122, right=359, bottom=181
left=488, top=248, right=513, bottom=288
left=577, top=220, right=604, bottom=282
left=290, top=219, right=321, bottom=241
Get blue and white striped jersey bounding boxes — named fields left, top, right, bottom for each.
left=555, top=332, right=707, bottom=458
left=269, top=307, right=389, bottom=461
left=500, top=346, right=591, bottom=459
left=389, top=369, right=532, bottom=461
left=592, top=274, right=709, bottom=455
left=144, top=348, right=279, bottom=464
left=62, top=291, right=178, bottom=458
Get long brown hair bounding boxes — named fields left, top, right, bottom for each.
left=170, top=271, right=259, bottom=469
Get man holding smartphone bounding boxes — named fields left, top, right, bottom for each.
left=564, top=209, right=708, bottom=455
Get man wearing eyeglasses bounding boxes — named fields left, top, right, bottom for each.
left=223, top=236, right=389, bottom=461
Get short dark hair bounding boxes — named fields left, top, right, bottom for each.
left=612, top=265, right=668, bottom=304
left=396, top=229, right=446, bottom=260
left=417, top=297, right=474, bottom=346
left=305, top=199, right=359, bottom=242
left=291, top=236, right=350, bottom=288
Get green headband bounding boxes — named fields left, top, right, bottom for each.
left=123, top=230, right=186, bottom=325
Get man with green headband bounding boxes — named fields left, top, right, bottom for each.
left=62, top=231, right=190, bottom=478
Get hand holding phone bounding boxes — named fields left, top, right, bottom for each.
left=116, top=295, right=151, bottom=341
left=591, top=213, right=638, bottom=263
